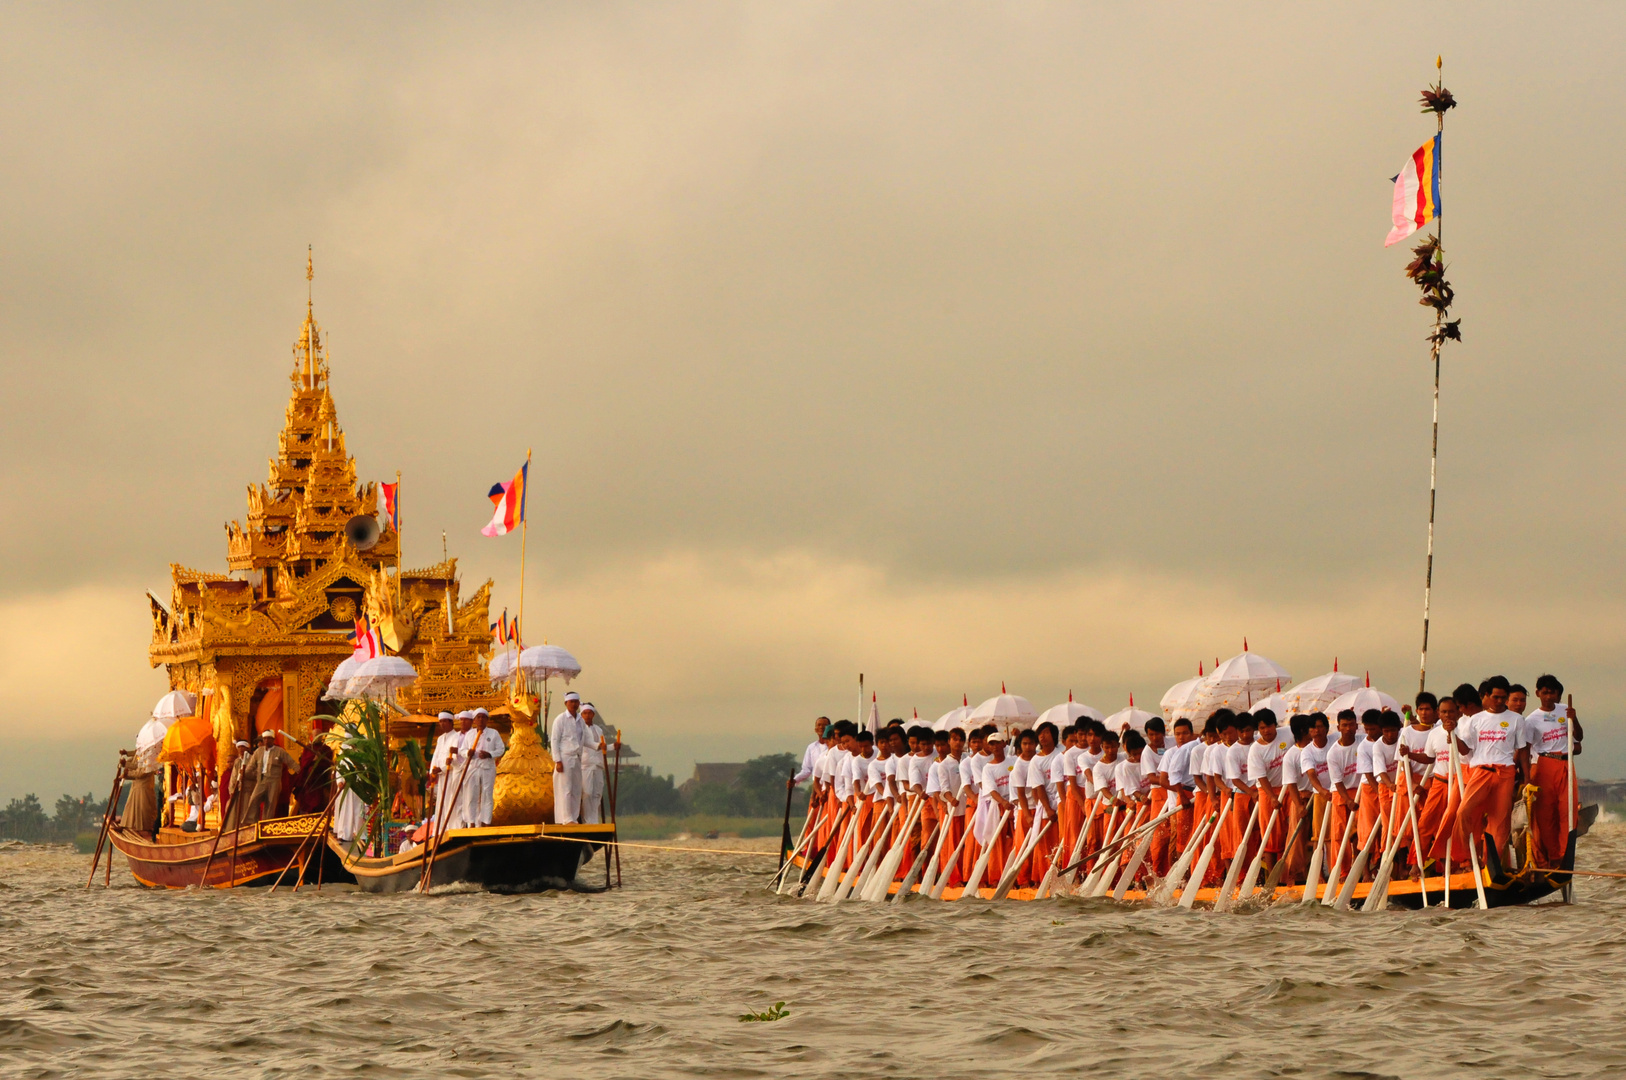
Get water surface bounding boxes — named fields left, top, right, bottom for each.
left=2, top=828, right=1623, bottom=1079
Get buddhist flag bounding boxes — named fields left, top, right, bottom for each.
left=380, top=481, right=400, bottom=531
left=1385, top=133, right=1442, bottom=246
left=350, top=617, right=381, bottom=660
left=481, top=461, right=527, bottom=537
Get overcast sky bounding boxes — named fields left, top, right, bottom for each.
left=2, top=3, right=1621, bottom=801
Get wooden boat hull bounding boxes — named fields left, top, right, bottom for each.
left=107, top=813, right=351, bottom=889
left=331, top=822, right=616, bottom=893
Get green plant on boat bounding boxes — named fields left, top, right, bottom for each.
left=325, top=700, right=425, bottom=854
left=738, top=1002, right=789, bottom=1023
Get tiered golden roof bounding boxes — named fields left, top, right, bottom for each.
left=149, top=261, right=502, bottom=763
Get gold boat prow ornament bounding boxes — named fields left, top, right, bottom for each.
left=492, top=698, right=554, bottom=826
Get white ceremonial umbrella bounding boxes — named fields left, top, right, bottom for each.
left=151, top=690, right=196, bottom=721
left=1035, top=699, right=1104, bottom=731
left=967, top=690, right=1039, bottom=732
left=1103, top=701, right=1157, bottom=735
left=135, top=718, right=169, bottom=772
left=325, top=655, right=362, bottom=700
left=345, top=655, right=419, bottom=700
left=1325, top=685, right=1402, bottom=718
left=518, top=644, right=582, bottom=684
left=1279, top=667, right=1365, bottom=717
left=1160, top=674, right=1206, bottom=721
left=1189, top=647, right=1292, bottom=720
left=932, top=705, right=972, bottom=732
left=1247, top=692, right=1291, bottom=720
left=487, top=645, right=520, bottom=687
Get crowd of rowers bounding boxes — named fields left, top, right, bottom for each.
left=788, top=674, right=1582, bottom=900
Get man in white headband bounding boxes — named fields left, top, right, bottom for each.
left=244, top=729, right=298, bottom=824
left=461, top=708, right=505, bottom=828
left=427, top=713, right=457, bottom=831
left=578, top=703, right=611, bottom=824
left=551, top=692, right=586, bottom=824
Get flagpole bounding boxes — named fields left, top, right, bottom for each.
left=394, top=470, right=403, bottom=610
left=512, top=448, right=532, bottom=702
left=1415, top=55, right=1456, bottom=696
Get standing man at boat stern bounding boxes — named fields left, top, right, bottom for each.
left=462, top=708, right=507, bottom=829
left=551, top=692, right=586, bottom=824
left=244, top=730, right=299, bottom=823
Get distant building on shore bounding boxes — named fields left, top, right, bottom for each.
left=679, top=762, right=744, bottom=798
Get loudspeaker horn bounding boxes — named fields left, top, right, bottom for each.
left=344, top=514, right=382, bottom=551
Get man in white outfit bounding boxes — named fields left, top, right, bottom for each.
left=440, top=712, right=474, bottom=830
left=578, top=702, right=612, bottom=825
left=427, top=712, right=457, bottom=830
left=551, top=692, right=586, bottom=824
left=460, top=708, right=507, bottom=828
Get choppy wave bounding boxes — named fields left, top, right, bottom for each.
left=1, top=828, right=1623, bottom=1078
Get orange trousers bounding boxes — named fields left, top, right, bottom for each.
left=1356, top=783, right=1381, bottom=851
left=1414, top=775, right=1450, bottom=865
left=1329, top=794, right=1358, bottom=875
left=1282, top=785, right=1308, bottom=879
left=1531, top=755, right=1579, bottom=867
left=1457, top=764, right=1515, bottom=861
left=1259, top=784, right=1286, bottom=854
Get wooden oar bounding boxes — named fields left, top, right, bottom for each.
left=1400, top=754, right=1429, bottom=908
left=1320, top=800, right=1360, bottom=906
left=992, top=815, right=1054, bottom=901
left=1364, top=783, right=1423, bottom=912
left=293, top=798, right=340, bottom=893
left=1178, top=794, right=1234, bottom=910
left=268, top=791, right=341, bottom=893
left=1260, top=812, right=1310, bottom=899
left=794, top=805, right=851, bottom=896
left=1080, top=806, right=1131, bottom=897
left=836, top=802, right=893, bottom=902
left=1033, top=820, right=1073, bottom=900
left=1153, top=806, right=1216, bottom=906
left=863, top=797, right=925, bottom=901
left=928, top=807, right=977, bottom=900
left=199, top=779, right=245, bottom=889
left=894, top=816, right=944, bottom=900
left=772, top=803, right=832, bottom=893
left=815, top=810, right=862, bottom=900
left=85, top=762, right=126, bottom=889
left=918, top=794, right=965, bottom=895
left=1234, top=805, right=1280, bottom=904
left=1299, top=795, right=1333, bottom=905
left=419, top=749, right=477, bottom=892
left=1332, top=814, right=1384, bottom=911
left=1061, top=797, right=1103, bottom=888
left=956, top=808, right=1011, bottom=901
left=1111, top=807, right=1174, bottom=901
left=1075, top=805, right=1124, bottom=896
left=1212, top=801, right=1260, bottom=913
left=1447, top=740, right=1488, bottom=909
left=777, top=769, right=796, bottom=878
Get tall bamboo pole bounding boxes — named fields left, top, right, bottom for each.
left=1418, top=55, right=1452, bottom=695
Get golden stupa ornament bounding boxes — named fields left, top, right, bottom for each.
left=492, top=712, right=555, bottom=826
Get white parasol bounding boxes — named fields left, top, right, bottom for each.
left=1246, top=692, right=1291, bottom=720
left=518, top=644, right=582, bottom=684
left=932, top=705, right=973, bottom=732
left=1279, top=668, right=1365, bottom=717
left=134, top=718, right=169, bottom=772
left=1160, top=675, right=1206, bottom=721
left=1035, top=700, right=1104, bottom=731
left=1103, top=703, right=1157, bottom=735
left=487, top=645, right=520, bottom=687
left=151, top=690, right=196, bottom=721
left=1189, top=648, right=1292, bottom=720
left=344, top=655, right=419, bottom=700
left=325, top=655, right=362, bottom=700
left=967, top=691, right=1039, bottom=731
left=1325, top=685, right=1402, bottom=718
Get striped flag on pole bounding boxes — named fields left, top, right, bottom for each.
left=380, top=481, right=400, bottom=531
left=1385, top=133, right=1442, bottom=247
left=481, top=460, right=528, bottom=537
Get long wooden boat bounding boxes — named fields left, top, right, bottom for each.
left=108, top=812, right=351, bottom=889
left=787, top=833, right=1577, bottom=910
left=329, top=822, right=616, bottom=894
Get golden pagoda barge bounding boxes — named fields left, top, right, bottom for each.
left=103, top=268, right=615, bottom=892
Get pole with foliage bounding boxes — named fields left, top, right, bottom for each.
left=1410, top=57, right=1459, bottom=695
